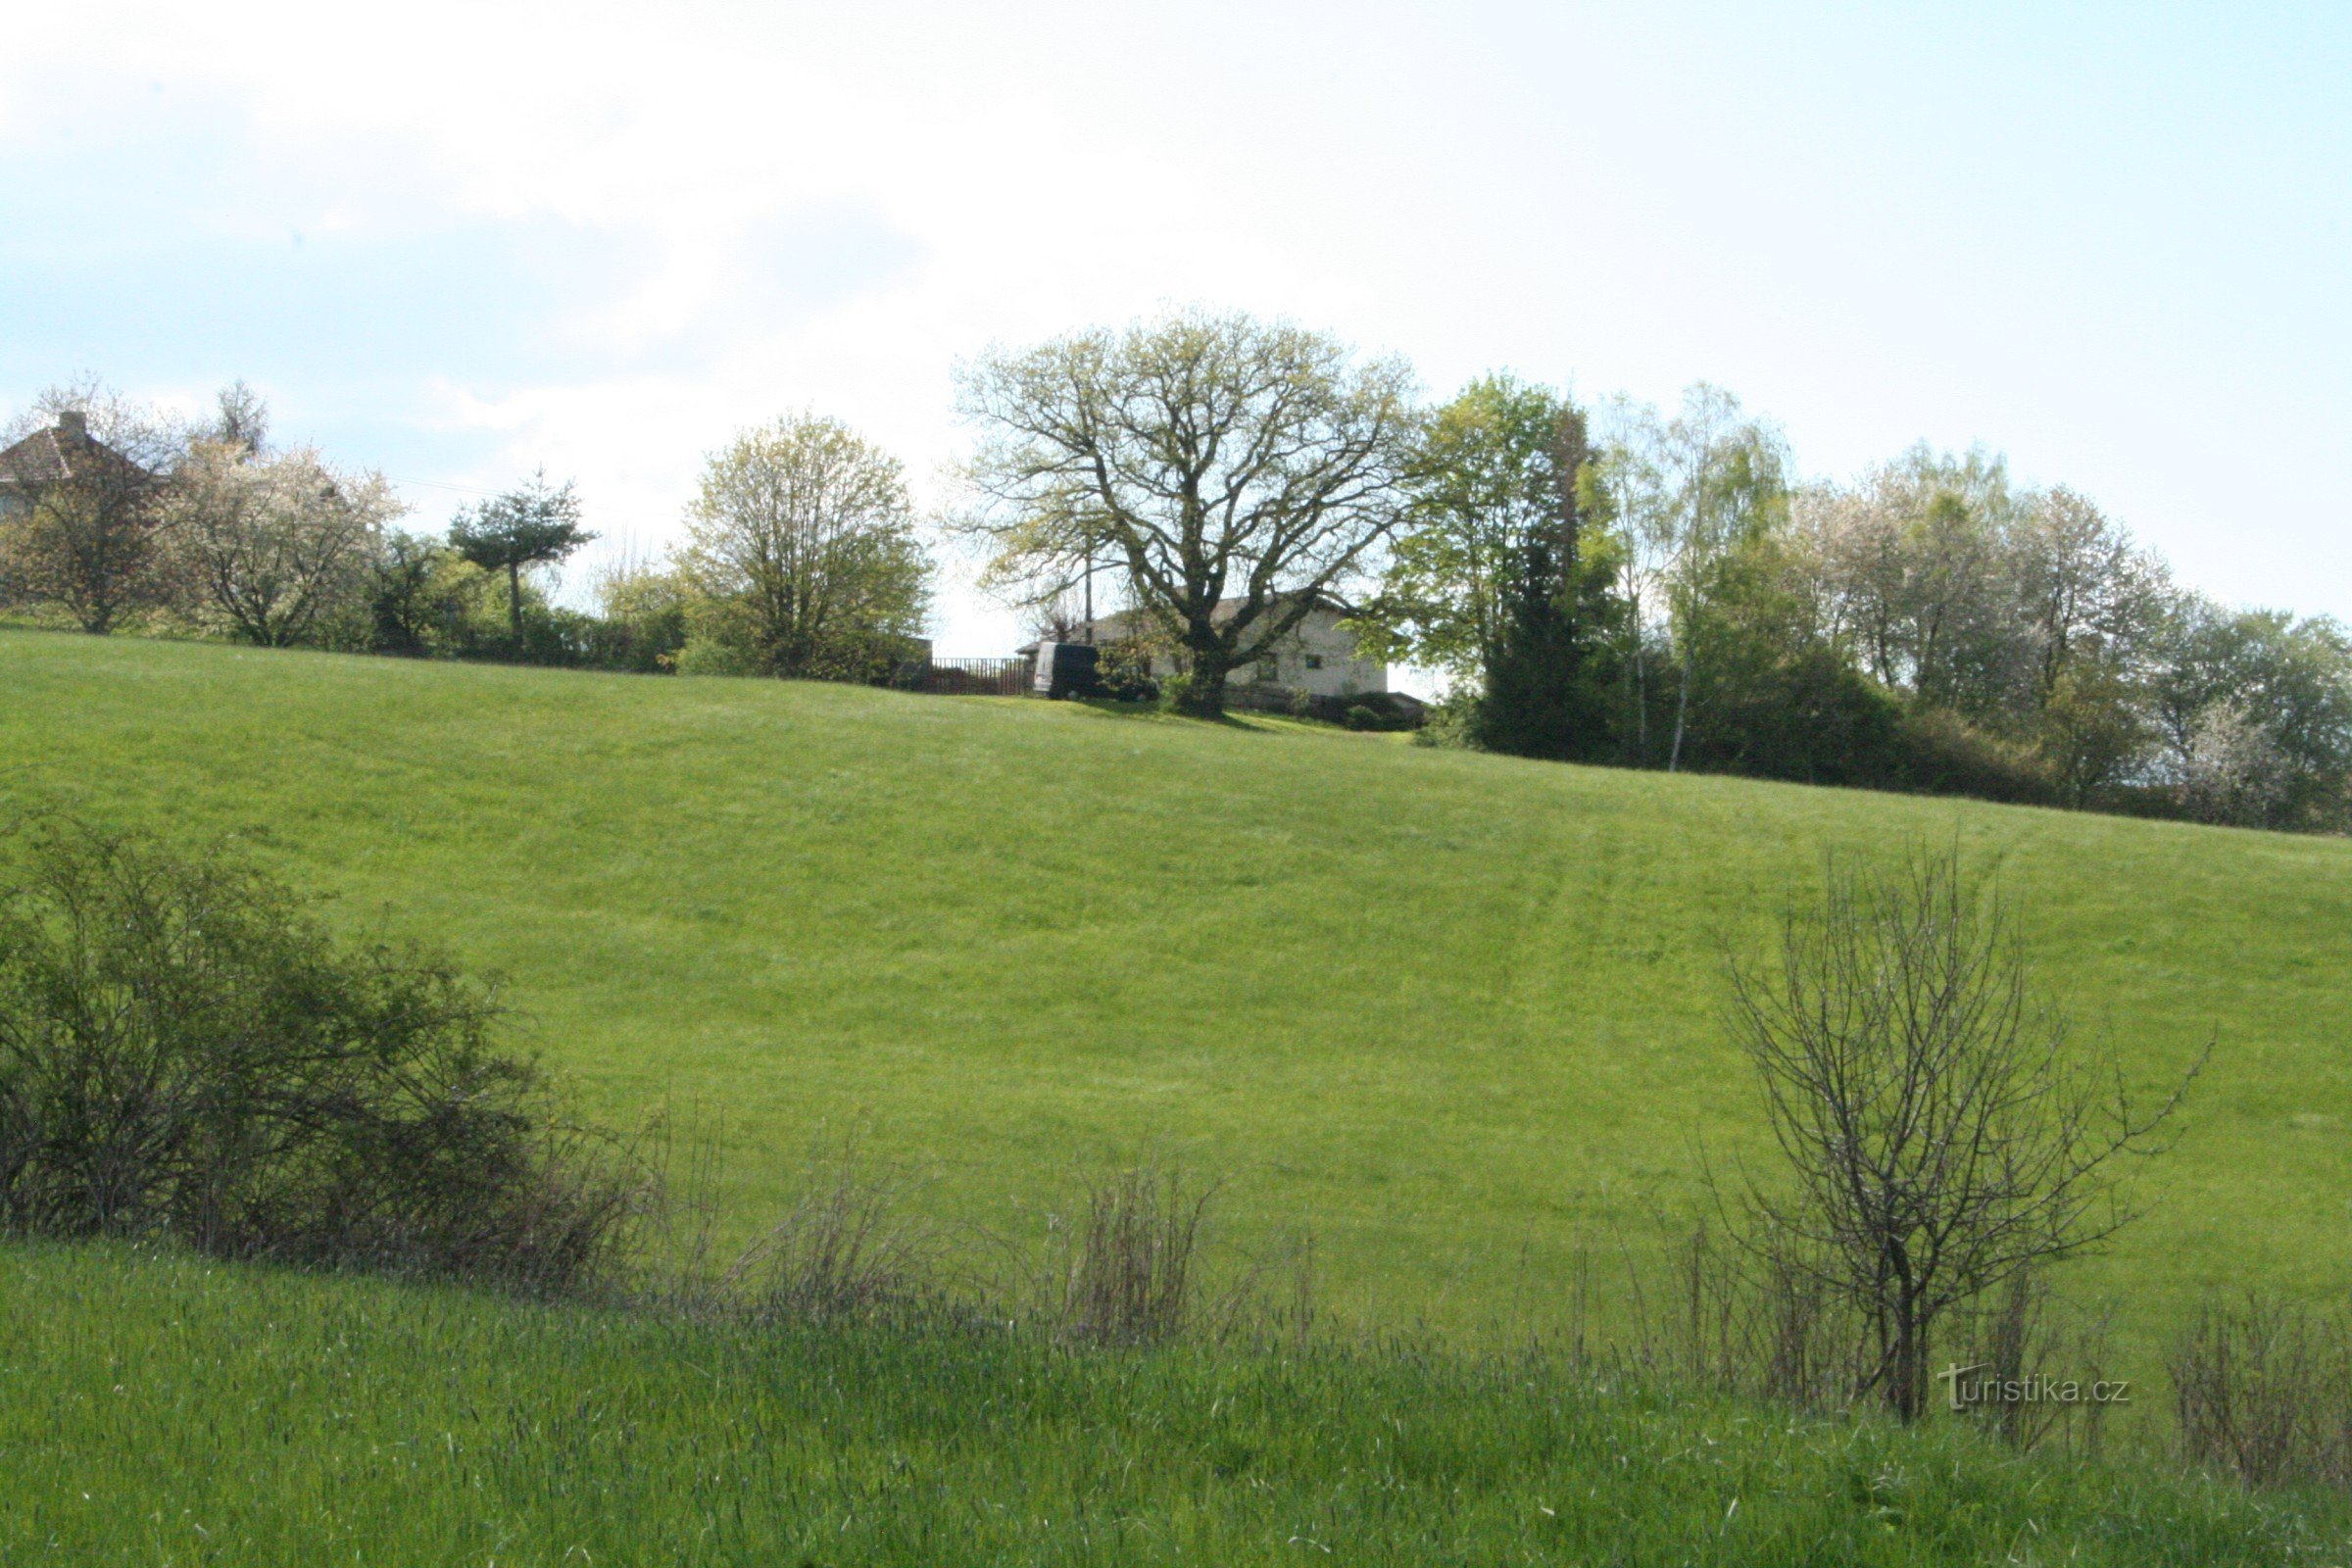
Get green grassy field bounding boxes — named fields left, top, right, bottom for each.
left=1, top=627, right=2345, bottom=1365
left=5, top=1240, right=2342, bottom=1566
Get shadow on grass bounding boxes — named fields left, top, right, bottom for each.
left=1058, top=698, right=1357, bottom=738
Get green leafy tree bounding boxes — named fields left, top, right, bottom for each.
left=447, top=471, right=594, bottom=647
left=1668, top=528, right=1904, bottom=785
left=2151, top=597, right=2352, bottom=827
left=957, top=310, right=1417, bottom=717
left=1598, top=386, right=1790, bottom=771
left=368, top=532, right=464, bottom=657
left=677, top=414, right=931, bottom=681
left=1799, top=446, right=2032, bottom=724
left=1360, top=375, right=1622, bottom=757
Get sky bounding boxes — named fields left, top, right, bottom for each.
left=3, top=1, right=2346, bottom=662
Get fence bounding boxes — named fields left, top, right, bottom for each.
left=914, top=657, right=1032, bottom=697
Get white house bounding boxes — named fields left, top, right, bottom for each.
left=1085, top=598, right=1387, bottom=699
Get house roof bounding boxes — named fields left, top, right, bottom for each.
left=0, top=416, right=149, bottom=491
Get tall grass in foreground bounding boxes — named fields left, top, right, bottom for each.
left=3, top=1241, right=2345, bottom=1567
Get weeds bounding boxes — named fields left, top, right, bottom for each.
left=1045, top=1163, right=1213, bottom=1348
left=10, top=1238, right=2335, bottom=1567
left=2173, top=1295, right=2352, bottom=1489
left=719, top=1147, right=943, bottom=1326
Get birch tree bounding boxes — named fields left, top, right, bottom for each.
left=1607, top=385, right=1788, bottom=771
left=1588, top=397, right=1672, bottom=762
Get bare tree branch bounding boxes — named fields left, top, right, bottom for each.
left=1724, top=842, right=2204, bottom=1420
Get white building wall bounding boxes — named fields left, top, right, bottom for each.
left=1142, top=609, right=1386, bottom=697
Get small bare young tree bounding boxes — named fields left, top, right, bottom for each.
left=1726, top=846, right=2200, bottom=1421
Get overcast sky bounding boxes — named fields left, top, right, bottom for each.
left=4, top=1, right=2345, bottom=662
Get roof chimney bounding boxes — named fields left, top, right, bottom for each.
left=55, top=410, right=87, bottom=441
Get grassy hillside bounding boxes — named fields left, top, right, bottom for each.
left=1, top=627, right=2344, bottom=1359
left=4, top=1241, right=2340, bottom=1566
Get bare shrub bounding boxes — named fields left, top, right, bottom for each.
left=1550, top=1218, right=2128, bottom=1454
left=1572, top=1220, right=1868, bottom=1413
left=2173, top=1296, right=2352, bottom=1490
left=1044, top=1164, right=1213, bottom=1348
left=1723, top=843, right=2200, bottom=1420
left=0, top=817, right=648, bottom=1295
left=0, top=386, right=185, bottom=633
left=1017, top=1162, right=1317, bottom=1351
left=720, top=1148, right=939, bottom=1326
left=1938, top=1266, right=2120, bottom=1455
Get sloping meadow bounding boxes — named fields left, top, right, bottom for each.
left=0, top=628, right=2342, bottom=1373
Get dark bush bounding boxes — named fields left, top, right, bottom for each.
left=1670, top=641, right=1910, bottom=787
left=1891, top=708, right=2060, bottom=807
left=0, top=820, right=645, bottom=1294
left=367, top=534, right=463, bottom=657
left=1093, top=640, right=1160, bottom=703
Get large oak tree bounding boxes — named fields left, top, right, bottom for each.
left=957, top=310, right=1417, bottom=717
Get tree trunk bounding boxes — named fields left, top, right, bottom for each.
left=1667, top=654, right=1692, bottom=773
left=1629, top=626, right=1648, bottom=763
left=1889, top=1306, right=1928, bottom=1423
left=507, top=560, right=524, bottom=646
left=1176, top=635, right=1231, bottom=717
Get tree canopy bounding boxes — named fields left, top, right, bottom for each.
left=1360, top=374, right=1619, bottom=758
left=448, top=472, right=595, bottom=645
left=677, top=413, right=931, bottom=681
left=957, top=310, right=1417, bottom=716
left=171, top=418, right=405, bottom=649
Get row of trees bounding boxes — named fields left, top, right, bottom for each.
left=0, top=385, right=932, bottom=684
left=950, top=314, right=2350, bottom=830
left=8, top=312, right=2347, bottom=831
